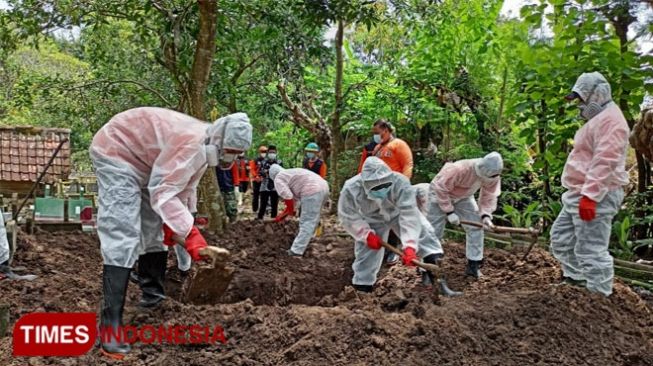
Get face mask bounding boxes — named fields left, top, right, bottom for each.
left=222, top=153, right=237, bottom=163
left=205, top=145, right=219, bottom=167
left=219, top=152, right=237, bottom=170
left=369, top=187, right=391, bottom=200
left=373, top=134, right=382, bottom=144
left=260, top=153, right=266, bottom=158
left=306, top=152, right=316, bottom=159
left=579, top=101, right=605, bottom=121
left=267, top=153, right=277, bottom=160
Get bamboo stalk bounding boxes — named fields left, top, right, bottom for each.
left=615, top=258, right=653, bottom=273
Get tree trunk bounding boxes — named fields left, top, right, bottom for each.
left=496, top=67, right=508, bottom=129
left=610, top=6, right=650, bottom=239
left=329, top=20, right=345, bottom=207
left=188, top=0, right=227, bottom=234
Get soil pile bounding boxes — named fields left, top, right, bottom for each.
left=1, top=219, right=652, bottom=366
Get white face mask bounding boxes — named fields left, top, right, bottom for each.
left=267, top=153, right=277, bottom=160
left=373, top=134, right=382, bottom=144
left=260, top=153, right=266, bottom=158
left=205, top=145, right=219, bottom=167
left=219, top=152, right=237, bottom=170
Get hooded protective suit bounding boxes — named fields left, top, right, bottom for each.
left=338, top=157, right=443, bottom=286
left=90, top=107, right=252, bottom=268
left=270, top=165, right=329, bottom=255
left=426, top=152, right=503, bottom=261
left=0, top=211, right=9, bottom=264
left=413, top=183, right=430, bottom=214
left=551, top=73, right=629, bottom=296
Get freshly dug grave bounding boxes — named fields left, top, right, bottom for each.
left=0, top=219, right=652, bottom=366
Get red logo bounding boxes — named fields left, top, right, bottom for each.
left=13, top=312, right=97, bottom=357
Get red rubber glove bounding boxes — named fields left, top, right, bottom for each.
left=195, top=217, right=208, bottom=226
left=185, top=226, right=208, bottom=261
left=162, top=224, right=176, bottom=246
left=366, top=232, right=382, bottom=250
left=275, top=199, right=296, bottom=222
left=579, top=196, right=596, bottom=221
left=401, top=247, right=418, bottom=266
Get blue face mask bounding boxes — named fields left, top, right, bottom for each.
left=369, top=187, right=391, bottom=200
left=306, top=152, right=316, bottom=159
left=373, top=134, right=382, bottom=144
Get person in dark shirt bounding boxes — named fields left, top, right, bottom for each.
left=257, top=145, right=282, bottom=219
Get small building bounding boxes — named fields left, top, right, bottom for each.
left=0, top=126, right=71, bottom=196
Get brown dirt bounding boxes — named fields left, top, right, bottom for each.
left=1, top=218, right=652, bottom=366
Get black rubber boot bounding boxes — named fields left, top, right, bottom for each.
left=558, top=276, right=587, bottom=288
left=100, top=265, right=131, bottom=359
left=353, top=284, right=374, bottom=293
left=465, top=259, right=483, bottom=279
left=420, top=253, right=444, bottom=286
left=129, top=271, right=141, bottom=285
left=137, top=251, right=167, bottom=308
left=420, top=254, right=462, bottom=297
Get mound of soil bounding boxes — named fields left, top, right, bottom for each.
left=1, top=218, right=652, bottom=366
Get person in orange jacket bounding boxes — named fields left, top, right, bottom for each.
left=303, top=142, right=327, bottom=179
left=371, top=119, right=413, bottom=179
left=234, top=154, right=250, bottom=206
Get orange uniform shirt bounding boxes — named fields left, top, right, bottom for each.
left=373, top=137, right=413, bottom=179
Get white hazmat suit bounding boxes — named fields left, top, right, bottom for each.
left=338, top=157, right=443, bottom=287
left=551, top=72, right=629, bottom=296
left=269, top=165, right=329, bottom=255
left=0, top=211, right=9, bottom=265
left=427, top=152, right=503, bottom=262
left=90, top=107, right=252, bottom=268
left=91, top=107, right=252, bottom=358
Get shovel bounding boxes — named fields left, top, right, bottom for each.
left=168, top=234, right=234, bottom=305
left=379, top=240, right=462, bottom=298
left=459, top=220, right=542, bottom=261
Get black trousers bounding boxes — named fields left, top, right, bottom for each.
left=258, top=191, right=279, bottom=219
left=252, top=181, right=261, bottom=212
left=240, top=181, right=249, bottom=193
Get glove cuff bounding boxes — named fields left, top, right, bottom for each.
left=481, top=214, right=491, bottom=220
left=446, top=212, right=455, bottom=216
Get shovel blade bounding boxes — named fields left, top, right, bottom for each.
left=183, top=265, right=234, bottom=305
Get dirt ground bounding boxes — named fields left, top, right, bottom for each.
left=1, top=217, right=652, bottom=366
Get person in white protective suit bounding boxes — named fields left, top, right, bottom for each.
left=550, top=72, right=629, bottom=296
left=338, top=157, right=444, bottom=293
left=414, top=183, right=430, bottom=214
left=426, top=152, right=503, bottom=278
left=90, top=107, right=252, bottom=359
left=0, top=211, right=10, bottom=276
left=269, top=165, right=329, bottom=256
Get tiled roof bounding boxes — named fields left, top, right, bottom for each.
left=0, top=126, right=71, bottom=184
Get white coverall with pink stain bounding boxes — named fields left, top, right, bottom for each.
left=90, top=107, right=252, bottom=268
left=551, top=72, right=629, bottom=296
left=269, top=166, right=329, bottom=255
left=426, top=153, right=503, bottom=261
